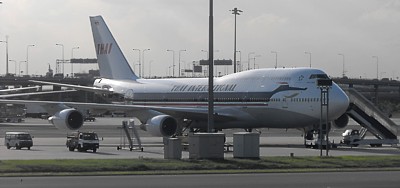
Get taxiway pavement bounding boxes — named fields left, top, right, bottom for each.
left=0, top=118, right=399, bottom=160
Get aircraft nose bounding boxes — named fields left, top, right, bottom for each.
left=329, top=84, right=350, bottom=119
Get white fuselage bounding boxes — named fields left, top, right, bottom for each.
left=93, top=68, right=349, bottom=129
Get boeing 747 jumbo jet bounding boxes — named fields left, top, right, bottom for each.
left=0, top=16, right=350, bottom=142
left=0, top=86, right=75, bottom=98
left=0, top=86, right=40, bottom=94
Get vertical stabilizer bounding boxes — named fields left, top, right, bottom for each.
left=90, top=16, right=138, bottom=80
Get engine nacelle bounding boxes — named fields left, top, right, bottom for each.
left=333, top=114, right=349, bottom=129
left=48, top=109, right=84, bottom=131
left=144, top=115, right=178, bottom=137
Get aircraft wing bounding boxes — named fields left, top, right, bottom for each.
left=0, top=86, right=41, bottom=94
left=0, top=90, right=76, bottom=99
left=0, top=99, right=238, bottom=122
left=29, top=80, right=113, bottom=95
left=146, top=106, right=238, bottom=122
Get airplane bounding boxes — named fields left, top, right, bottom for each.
left=0, top=86, right=41, bottom=94
left=0, top=85, right=75, bottom=98
left=0, top=85, right=76, bottom=122
left=0, top=16, right=350, bottom=142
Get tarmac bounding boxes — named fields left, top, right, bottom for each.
left=1, top=117, right=400, bottom=160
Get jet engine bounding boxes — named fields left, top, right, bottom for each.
left=333, top=114, right=349, bottom=129
left=48, top=109, right=84, bottom=130
left=144, top=115, right=178, bottom=137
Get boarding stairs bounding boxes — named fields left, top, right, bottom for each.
left=359, top=127, right=368, bottom=139
left=345, top=88, right=398, bottom=142
left=117, top=120, right=143, bottom=151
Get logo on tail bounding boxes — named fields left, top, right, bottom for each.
left=90, top=15, right=139, bottom=80
left=97, top=43, right=113, bottom=55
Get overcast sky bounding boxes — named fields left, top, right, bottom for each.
left=0, top=0, right=399, bottom=79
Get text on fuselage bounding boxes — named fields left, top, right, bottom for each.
left=170, top=84, right=237, bottom=92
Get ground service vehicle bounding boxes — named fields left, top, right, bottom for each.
left=339, top=129, right=397, bottom=147
left=341, top=129, right=361, bottom=146
left=66, top=132, right=99, bottom=152
left=5, top=132, right=33, bottom=150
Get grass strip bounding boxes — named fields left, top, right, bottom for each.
left=1, top=156, right=400, bottom=176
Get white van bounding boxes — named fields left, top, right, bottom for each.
left=5, top=132, right=33, bottom=150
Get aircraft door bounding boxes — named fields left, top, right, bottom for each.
left=242, top=92, right=249, bottom=108
left=282, top=97, right=288, bottom=109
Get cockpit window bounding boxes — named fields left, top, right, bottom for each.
left=309, top=74, right=329, bottom=79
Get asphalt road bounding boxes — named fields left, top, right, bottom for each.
left=1, top=171, right=400, bottom=188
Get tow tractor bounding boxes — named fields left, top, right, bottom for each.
left=304, top=130, right=337, bottom=149
left=340, top=129, right=398, bottom=147
left=66, top=131, right=99, bottom=152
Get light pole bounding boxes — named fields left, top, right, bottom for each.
left=19, top=61, right=26, bottom=76
left=192, top=61, right=196, bottom=77
left=253, top=55, right=261, bottom=70
left=305, top=51, right=311, bottom=68
left=338, top=53, right=345, bottom=78
left=271, top=51, right=278, bottom=68
left=71, top=47, right=79, bottom=77
left=230, top=7, right=242, bottom=73
left=201, top=50, right=209, bottom=76
left=142, top=49, right=150, bottom=78
left=178, top=50, right=186, bottom=77
left=26, top=44, right=35, bottom=76
left=9, top=60, right=17, bottom=75
left=236, top=51, right=242, bottom=72
left=168, top=65, right=173, bottom=77
left=208, top=0, right=214, bottom=133
left=135, top=63, right=140, bottom=74
left=148, top=60, right=153, bottom=78
left=247, top=52, right=254, bottom=70
left=0, top=36, right=9, bottom=75
left=132, top=49, right=141, bottom=77
left=56, top=44, right=64, bottom=75
left=372, top=56, right=379, bottom=79
left=167, top=49, right=175, bottom=77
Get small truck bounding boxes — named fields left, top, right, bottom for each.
left=341, top=129, right=361, bottom=147
left=340, top=129, right=398, bottom=147
left=66, top=132, right=99, bottom=152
